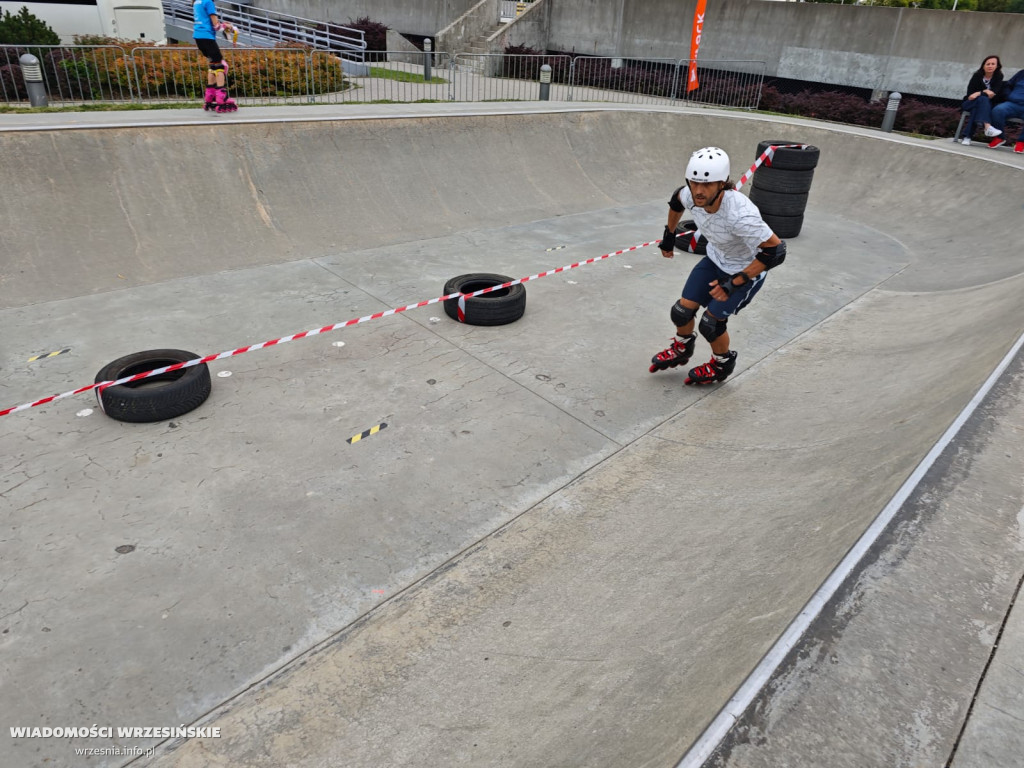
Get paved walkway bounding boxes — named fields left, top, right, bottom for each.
left=0, top=102, right=1022, bottom=768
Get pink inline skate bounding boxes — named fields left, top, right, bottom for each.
left=214, top=87, right=237, bottom=113
left=202, top=86, right=218, bottom=111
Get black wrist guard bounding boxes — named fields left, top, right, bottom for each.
left=755, top=239, right=787, bottom=269
left=719, top=271, right=750, bottom=297
left=661, top=226, right=677, bottom=251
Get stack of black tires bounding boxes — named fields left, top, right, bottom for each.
left=748, top=140, right=820, bottom=238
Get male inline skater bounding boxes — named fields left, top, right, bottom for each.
left=650, top=147, right=786, bottom=384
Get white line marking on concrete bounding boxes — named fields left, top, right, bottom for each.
left=676, top=327, right=1024, bottom=768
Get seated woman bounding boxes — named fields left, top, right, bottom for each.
left=960, top=55, right=1004, bottom=144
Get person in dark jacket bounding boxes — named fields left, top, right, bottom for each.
left=960, top=55, right=1003, bottom=145
left=987, top=67, right=1024, bottom=153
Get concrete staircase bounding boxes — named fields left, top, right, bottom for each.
left=437, top=0, right=510, bottom=74
left=464, top=23, right=507, bottom=55
left=459, top=22, right=508, bottom=74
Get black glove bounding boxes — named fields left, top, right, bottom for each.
left=660, top=226, right=677, bottom=252
left=718, top=272, right=751, bottom=297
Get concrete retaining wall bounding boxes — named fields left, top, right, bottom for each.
left=546, top=0, right=1024, bottom=99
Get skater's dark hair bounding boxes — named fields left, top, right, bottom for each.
left=975, top=55, right=1002, bottom=78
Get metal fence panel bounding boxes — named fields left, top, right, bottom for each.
left=0, top=45, right=132, bottom=105
left=567, top=57, right=764, bottom=110
left=130, top=46, right=204, bottom=104
left=451, top=54, right=571, bottom=102
left=676, top=61, right=766, bottom=110
left=568, top=57, right=683, bottom=105
left=314, top=51, right=455, bottom=104
left=131, top=46, right=322, bottom=106
left=0, top=43, right=765, bottom=112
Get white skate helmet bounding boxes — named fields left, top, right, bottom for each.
left=686, top=147, right=730, bottom=183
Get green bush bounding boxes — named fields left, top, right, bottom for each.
left=0, top=6, right=59, bottom=45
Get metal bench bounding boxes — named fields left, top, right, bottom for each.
left=953, top=110, right=1024, bottom=144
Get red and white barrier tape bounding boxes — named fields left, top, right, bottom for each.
left=2, top=145, right=808, bottom=419
left=0, top=239, right=661, bottom=418
left=735, top=144, right=807, bottom=191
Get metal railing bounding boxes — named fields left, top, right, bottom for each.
left=161, top=0, right=366, bottom=61
left=319, top=52, right=455, bottom=104
left=0, top=45, right=765, bottom=111
left=451, top=53, right=570, bottom=101
left=1, top=45, right=134, bottom=103
left=569, top=57, right=767, bottom=108
left=499, top=1, right=534, bottom=22
left=130, top=46, right=340, bottom=105
left=450, top=54, right=765, bottom=108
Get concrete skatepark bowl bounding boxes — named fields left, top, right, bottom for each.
left=1, top=104, right=1023, bottom=768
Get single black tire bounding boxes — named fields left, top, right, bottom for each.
left=95, top=349, right=212, bottom=423
left=751, top=167, right=815, bottom=194
left=760, top=211, right=805, bottom=239
left=756, top=140, right=820, bottom=171
left=675, top=220, right=708, bottom=255
left=749, top=187, right=810, bottom=217
left=443, top=273, right=526, bottom=326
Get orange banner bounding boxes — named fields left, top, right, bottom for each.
left=687, top=0, right=708, bottom=92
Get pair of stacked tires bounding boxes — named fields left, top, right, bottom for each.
left=748, top=140, right=820, bottom=238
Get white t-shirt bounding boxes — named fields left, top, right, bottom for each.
left=677, top=187, right=772, bottom=274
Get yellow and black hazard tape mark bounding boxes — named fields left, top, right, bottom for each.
left=27, top=348, right=71, bottom=363
left=545, top=245, right=567, bottom=252
left=348, top=422, right=387, bottom=444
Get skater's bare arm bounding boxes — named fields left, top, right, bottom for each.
left=709, top=235, right=782, bottom=299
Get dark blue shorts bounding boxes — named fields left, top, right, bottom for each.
left=681, top=256, right=765, bottom=318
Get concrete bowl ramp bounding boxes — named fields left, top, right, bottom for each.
left=1, top=105, right=1023, bottom=768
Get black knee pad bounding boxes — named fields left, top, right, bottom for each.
left=670, top=302, right=697, bottom=328
left=698, top=311, right=728, bottom=343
